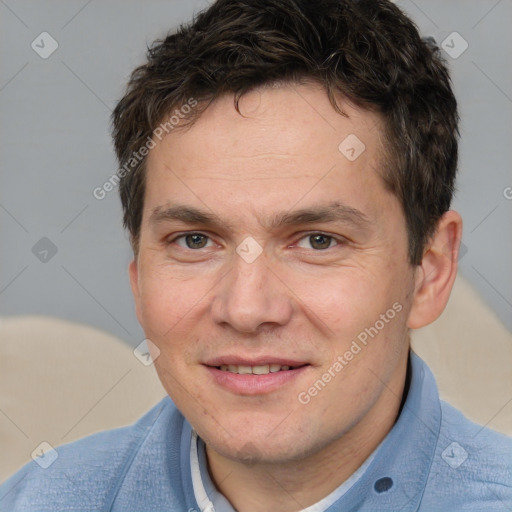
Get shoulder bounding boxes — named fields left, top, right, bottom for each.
left=421, top=400, right=512, bottom=511
left=0, top=397, right=180, bottom=512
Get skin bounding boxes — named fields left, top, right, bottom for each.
left=129, top=83, right=462, bottom=511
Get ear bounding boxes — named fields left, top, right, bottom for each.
left=407, top=210, right=463, bottom=329
left=129, top=259, right=142, bottom=324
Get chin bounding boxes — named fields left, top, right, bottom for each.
left=200, top=420, right=321, bottom=466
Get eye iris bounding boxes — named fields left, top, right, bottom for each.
left=186, top=234, right=207, bottom=249
left=310, top=234, right=331, bottom=250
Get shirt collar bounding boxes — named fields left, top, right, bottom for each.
left=328, top=351, right=442, bottom=511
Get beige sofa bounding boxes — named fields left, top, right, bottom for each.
left=0, top=317, right=167, bottom=482
left=1, top=274, right=511, bottom=482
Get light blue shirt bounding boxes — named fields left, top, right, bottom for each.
left=1, top=352, right=511, bottom=511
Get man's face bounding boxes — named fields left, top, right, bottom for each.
left=130, top=83, right=417, bottom=464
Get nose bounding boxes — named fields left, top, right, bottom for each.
left=211, top=249, right=293, bottom=333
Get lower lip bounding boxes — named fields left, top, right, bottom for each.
left=205, top=365, right=310, bottom=395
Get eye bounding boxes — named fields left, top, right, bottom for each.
left=173, top=233, right=214, bottom=250
left=296, top=233, right=340, bottom=250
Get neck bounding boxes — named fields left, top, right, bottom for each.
left=205, top=352, right=410, bottom=512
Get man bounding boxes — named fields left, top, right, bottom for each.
left=1, top=0, right=511, bottom=510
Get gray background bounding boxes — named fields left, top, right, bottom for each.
left=1, top=0, right=511, bottom=347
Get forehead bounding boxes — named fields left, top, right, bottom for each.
left=155, top=84, right=384, bottom=166
left=143, top=83, right=393, bottom=228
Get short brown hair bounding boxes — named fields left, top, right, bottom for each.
left=111, top=0, right=458, bottom=265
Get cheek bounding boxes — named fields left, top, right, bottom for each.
left=299, top=268, right=409, bottom=359
left=137, top=265, right=198, bottom=339
left=294, top=271, right=378, bottom=331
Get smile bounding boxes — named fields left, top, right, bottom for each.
left=204, top=361, right=310, bottom=395
left=216, top=364, right=303, bottom=374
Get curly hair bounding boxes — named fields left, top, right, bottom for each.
left=111, top=0, right=458, bottom=265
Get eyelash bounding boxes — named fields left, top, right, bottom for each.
left=166, top=232, right=346, bottom=251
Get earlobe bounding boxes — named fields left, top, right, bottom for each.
left=407, top=210, right=463, bottom=329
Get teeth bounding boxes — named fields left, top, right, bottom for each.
left=252, top=365, right=270, bottom=375
left=218, top=364, right=294, bottom=374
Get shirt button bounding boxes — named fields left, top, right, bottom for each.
left=374, top=476, right=394, bottom=493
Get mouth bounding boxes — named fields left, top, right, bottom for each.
left=214, top=363, right=306, bottom=374
left=203, top=358, right=311, bottom=395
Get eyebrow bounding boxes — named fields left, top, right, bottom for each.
left=149, top=201, right=372, bottom=231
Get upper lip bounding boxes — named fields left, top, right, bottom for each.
left=204, top=356, right=309, bottom=367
